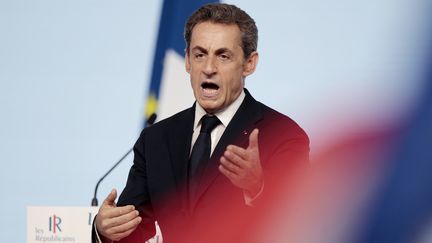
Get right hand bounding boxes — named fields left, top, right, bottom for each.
left=95, top=189, right=142, bottom=242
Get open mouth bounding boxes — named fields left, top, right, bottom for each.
left=201, top=82, right=219, bottom=90
left=201, top=82, right=220, bottom=97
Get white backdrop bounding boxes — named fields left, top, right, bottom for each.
left=0, top=0, right=430, bottom=242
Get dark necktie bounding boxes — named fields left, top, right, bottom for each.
left=188, top=115, right=220, bottom=201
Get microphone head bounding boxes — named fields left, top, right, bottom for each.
left=146, top=113, right=157, bottom=126
left=91, top=198, right=98, bottom=206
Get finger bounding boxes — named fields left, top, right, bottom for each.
left=220, top=156, right=241, bottom=175
left=103, top=208, right=140, bottom=229
left=224, top=148, right=248, bottom=168
left=226, top=145, right=247, bottom=159
left=111, top=226, right=139, bottom=241
left=248, top=129, right=259, bottom=150
left=101, top=205, right=136, bottom=219
left=219, top=164, right=238, bottom=181
left=102, top=188, right=117, bottom=207
left=106, top=214, right=142, bottom=236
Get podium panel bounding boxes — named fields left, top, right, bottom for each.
left=27, top=206, right=99, bottom=243
left=27, top=206, right=162, bottom=243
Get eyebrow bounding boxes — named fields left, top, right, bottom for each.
left=215, top=48, right=232, bottom=56
left=191, top=46, right=208, bottom=54
left=191, top=46, right=233, bottom=56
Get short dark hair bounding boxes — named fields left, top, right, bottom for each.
left=184, top=3, right=258, bottom=58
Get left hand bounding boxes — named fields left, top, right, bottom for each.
left=219, top=128, right=263, bottom=196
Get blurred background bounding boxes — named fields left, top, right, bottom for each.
left=0, top=0, right=431, bottom=242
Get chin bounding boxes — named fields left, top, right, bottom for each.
left=200, top=103, right=222, bottom=114
left=202, top=107, right=217, bottom=114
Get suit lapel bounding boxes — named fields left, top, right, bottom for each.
left=191, top=90, right=264, bottom=209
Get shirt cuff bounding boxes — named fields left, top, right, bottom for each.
left=243, top=182, right=264, bottom=207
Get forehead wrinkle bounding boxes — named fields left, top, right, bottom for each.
left=191, top=23, right=241, bottom=50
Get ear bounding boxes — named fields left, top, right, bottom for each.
left=242, top=51, right=259, bottom=77
left=185, top=51, right=191, bottom=74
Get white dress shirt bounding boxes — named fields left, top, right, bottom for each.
left=191, top=90, right=245, bottom=156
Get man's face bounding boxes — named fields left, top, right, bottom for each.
left=186, top=22, right=258, bottom=114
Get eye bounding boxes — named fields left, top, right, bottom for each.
left=194, top=52, right=205, bottom=60
left=219, top=54, right=230, bottom=61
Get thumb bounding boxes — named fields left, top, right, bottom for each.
left=248, top=128, right=259, bottom=151
left=102, top=188, right=117, bottom=207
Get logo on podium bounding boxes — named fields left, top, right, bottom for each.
left=48, top=214, right=62, bottom=233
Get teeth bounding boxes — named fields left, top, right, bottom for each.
left=203, top=88, right=218, bottom=96
left=201, top=83, right=219, bottom=97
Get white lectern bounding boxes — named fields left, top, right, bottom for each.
left=27, top=206, right=162, bottom=243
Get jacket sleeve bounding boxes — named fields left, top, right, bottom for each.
left=116, top=129, right=156, bottom=242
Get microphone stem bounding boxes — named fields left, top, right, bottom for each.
left=91, top=148, right=133, bottom=206
left=91, top=113, right=157, bottom=206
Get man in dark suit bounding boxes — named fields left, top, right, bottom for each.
left=93, top=3, right=309, bottom=243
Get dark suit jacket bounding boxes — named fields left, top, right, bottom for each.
left=101, top=89, right=309, bottom=243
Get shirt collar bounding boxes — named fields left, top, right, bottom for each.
left=194, top=90, right=246, bottom=130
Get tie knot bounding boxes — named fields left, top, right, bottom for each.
left=200, top=115, right=220, bottom=133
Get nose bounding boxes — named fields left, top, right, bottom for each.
left=203, top=56, right=217, bottom=76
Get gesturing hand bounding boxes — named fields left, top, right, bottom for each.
left=95, top=189, right=142, bottom=242
left=219, top=129, right=263, bottom=196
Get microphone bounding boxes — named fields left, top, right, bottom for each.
left=91, top=113, right=157, bottom=206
